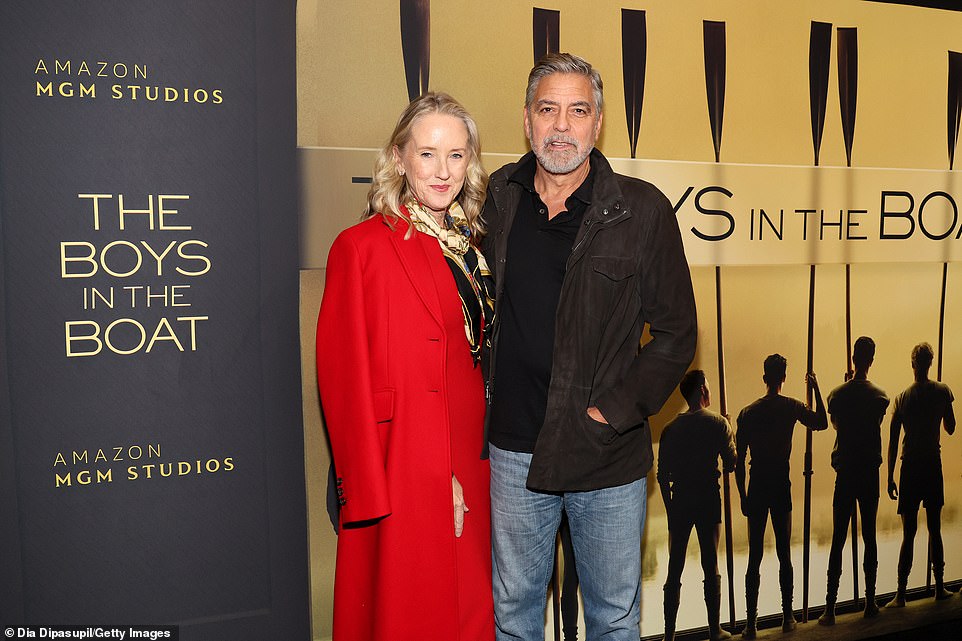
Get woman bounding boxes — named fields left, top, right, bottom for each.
left=316, top=92, right=494, bottom=641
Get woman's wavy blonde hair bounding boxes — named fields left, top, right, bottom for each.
left=364, top=92, right=488, bottom=240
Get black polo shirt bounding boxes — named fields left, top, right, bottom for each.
left=489, top=155, right=594, bottom=453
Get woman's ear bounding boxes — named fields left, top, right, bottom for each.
left=392, top=145, right=404, bottom=175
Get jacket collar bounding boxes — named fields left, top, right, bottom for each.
left=495, top=148, right=628, bottom=224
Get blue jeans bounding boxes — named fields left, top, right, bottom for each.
left=490, top=444, right=646, bottom=641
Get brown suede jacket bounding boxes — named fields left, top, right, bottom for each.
left=481, top=149, right=697, bottom=492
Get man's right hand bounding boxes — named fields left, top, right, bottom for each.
left=887, top=479, right=898, bottom=501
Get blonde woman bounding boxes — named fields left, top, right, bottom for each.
left=316, top=92, right=494, bottom=641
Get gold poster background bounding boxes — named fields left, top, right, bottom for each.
left=296, top=1, right=962, bottom=638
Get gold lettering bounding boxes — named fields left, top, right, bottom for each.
left=141, top=240, right=177, bottom=276
left=176, top=241, right=211, bottom=276
left=146, top=317, right=184, bottom=352
left=78, top=194, right=112, bottom=230
left=100, top=240, right=143, bottom=278
left=177, top=316, right=208, bottom=350
left=104, top=318, right=147, bottom=355
left=117, top=194, right=156, bottom=230
left=61, top=241, right=98, bottom=277
left=157, top=195, right=191, bottom=230
left=65, top=320, right=102, bottom=357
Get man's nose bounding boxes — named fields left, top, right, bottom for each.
left=554, top=111, right=569, bottom=132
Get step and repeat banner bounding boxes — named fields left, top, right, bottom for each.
left=0, top=1, right=307, bottom=639
left=298, top=1, right=962, bottom=270
left=297, top=1, right=962, bottom=637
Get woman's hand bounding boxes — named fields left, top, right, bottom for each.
left=452, top=474, right=469, bottom=537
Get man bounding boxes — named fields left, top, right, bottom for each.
left=482, top=53, right=696, bottom=641
left=885, top=342, right=956, bottom=606
left=658, top=370, right=736, bottom=641
left=819, top=336, right=890, bottom=625
left=735, top=355, right=826, bottom=638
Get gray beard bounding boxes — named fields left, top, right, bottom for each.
left=529, top=134, right=592, bottom=175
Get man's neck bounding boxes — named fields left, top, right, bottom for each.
left=853, top=367, right=869, bottom=380
left=533, top=157, right=590, bottom=218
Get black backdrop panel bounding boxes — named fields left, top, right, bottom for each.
left=0, top=1, right=307, bottom=637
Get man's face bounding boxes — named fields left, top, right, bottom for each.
left=523, top=72, right=602, bottom=175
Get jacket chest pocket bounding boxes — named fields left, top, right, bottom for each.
left=585, top=256, right=637, bottom=316
left=591, top=256, right=635, bottom=282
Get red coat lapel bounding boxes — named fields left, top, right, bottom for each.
left=388, top=225, right=444, bottom=328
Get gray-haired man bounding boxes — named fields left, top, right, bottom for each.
left=481, top=52, right=697, bottom=641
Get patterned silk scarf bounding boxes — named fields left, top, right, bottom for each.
left=406, top=200, right=495, bottom=364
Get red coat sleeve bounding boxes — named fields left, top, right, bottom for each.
left=316, top=231, right=392, bottom=525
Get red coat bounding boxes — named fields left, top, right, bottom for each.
left=316, top=216, right=493, bottom=641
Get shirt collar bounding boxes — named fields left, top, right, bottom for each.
left=508, top=151, right=596, bottom=206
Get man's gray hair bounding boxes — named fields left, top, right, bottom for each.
left=525, top=52, right=604, bottom=114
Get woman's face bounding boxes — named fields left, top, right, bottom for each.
left=394, top=113, right=469, bottom=217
